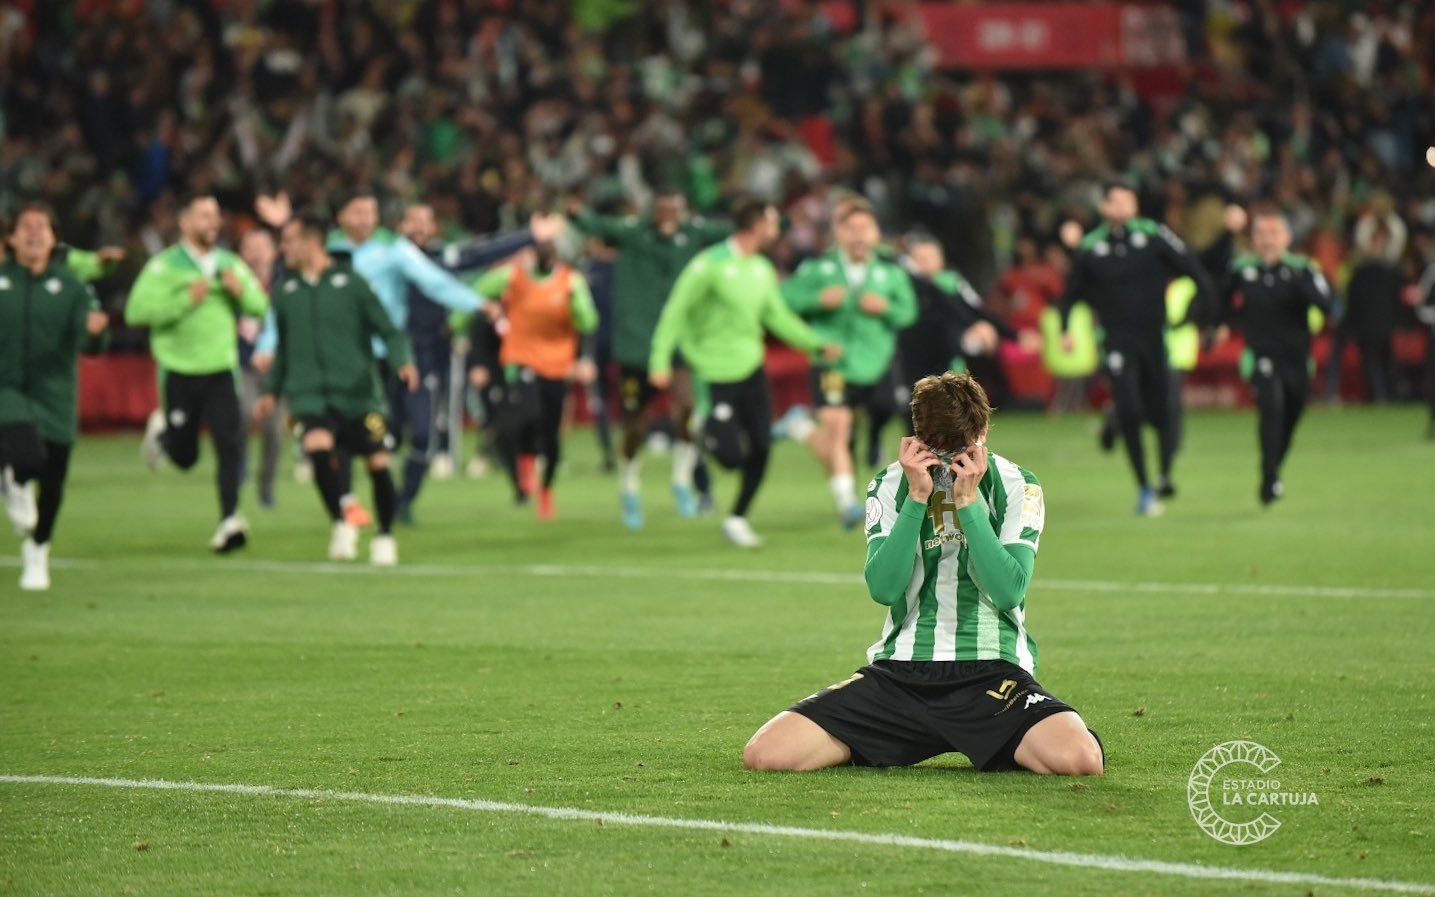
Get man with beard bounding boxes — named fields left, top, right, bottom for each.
left=126, top=193, right=268, bottom=551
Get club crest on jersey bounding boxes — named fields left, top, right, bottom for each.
left=1130, top=232, right=1148, bottom=248
left=865, top=496, right=882, bottom=528
left=1094, top=242, right=1110, bottom=257
left=0, top=277, right=10, bottom=290
left=1243, top=267, right=1258, bottom=281
left=45, top=278, right=62, bottom=293
left=332, top=273, right=349, bottom=287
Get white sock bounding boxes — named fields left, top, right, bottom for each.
left=828, top=473, right=856, bottom=511
left=671, top=441, right=697, bottom=488
left=620, top=458, right=642, bottom=494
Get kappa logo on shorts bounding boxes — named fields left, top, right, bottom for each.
left=168, top=409, right=188, bottom=428
left=1024, top=693, right=1050, bottom=709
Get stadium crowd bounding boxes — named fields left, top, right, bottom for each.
left=3, top=1, right=1435, bottom=290
left=3, top=0, right=1435, bottom=588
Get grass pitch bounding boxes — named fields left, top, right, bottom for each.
left=1, top=406, right=1432, bottom=896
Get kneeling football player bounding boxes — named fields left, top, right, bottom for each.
left=744, top=372, right=1104, bottom=775
left=255, top=215, right=418, bottom=565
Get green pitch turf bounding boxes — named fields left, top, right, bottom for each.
left=2, top=406, right=1432, bottom=896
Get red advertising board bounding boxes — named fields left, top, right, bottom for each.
left=821, top=2, right=1186, bottom=70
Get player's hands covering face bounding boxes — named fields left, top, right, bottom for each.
left=898, top=436, right=938, bottom=504
left=949, top=444, right=988, bottom=509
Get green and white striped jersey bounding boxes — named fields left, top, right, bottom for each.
left=863, top=452, right=1044, bottom=671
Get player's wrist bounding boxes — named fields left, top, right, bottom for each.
left=954, top=499, right=982, bottom=517
left=903, top=485, right=932, bottom=505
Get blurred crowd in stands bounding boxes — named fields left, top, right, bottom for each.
left=2, top=0, right=1433, bottom=397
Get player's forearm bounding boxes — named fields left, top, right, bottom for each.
left=863, top=499, right=927, bottom=606
left=955, top=504, right=1033, bottom=611
left=443, top=229, right=534, bottom=273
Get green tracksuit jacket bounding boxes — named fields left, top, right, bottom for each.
left=263, top=263, right=412, bottom=419
left=782, top=250, right=917, bottom=385
left=124, top=243, right=268, bottom=375
left=649, top=241, right=824, bottom=383
left=0, top=258, right=100, bottom=444
left=572, top=210, right=728, bottom=368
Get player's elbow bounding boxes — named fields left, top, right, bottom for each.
left=862, top=571, right=903, bottom=607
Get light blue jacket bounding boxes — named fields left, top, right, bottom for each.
left=258, top=228, right=482, bottom=358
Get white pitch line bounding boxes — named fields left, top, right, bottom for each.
left=189, top=557, right=1430, bottom=601
left=1, top=774, right=1430, bottom=895
left=2, top=554, right=1430, bottom=600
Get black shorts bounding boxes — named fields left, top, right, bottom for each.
left=617, top=365, right=659, bottom=416
left=789, top=659, right=1086, bottom=771
left=808, top=366, right=877, bottom=410
left=300, top=411, right=394, bottom=456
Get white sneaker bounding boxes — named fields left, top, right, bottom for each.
left=465, top=456, right=490, bottom=479
left=3, top=467, right=37, bottom=534
left=208, top=515, right=249, bottom=553
left=370, top=534, right=398, bottom=566
left=141, top=409, right=167, bottom=470
left=293, top=459, right=313, bottom=484
left=328, top=521, right=359, bottom=561
left=20, top=539, right=49, bottom=591
left=429, top=454, right=455, bottom=481
left=722, top=515, right=763, bottom=549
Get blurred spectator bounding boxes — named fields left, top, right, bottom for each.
left=1342, top=228, right=1406, bottom=402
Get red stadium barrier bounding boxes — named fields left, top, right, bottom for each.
left=76, top=330, right=1429, bottom=432
left=79, top=354, right=158, bottom=430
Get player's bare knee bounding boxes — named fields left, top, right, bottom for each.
left=367, top=452, right=390, bottom=472
left=302, top=430, right=333, bottom=453
left=742, top=735, right=780, bottom=771
left=1052, top=738, right=1105, bottom=776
